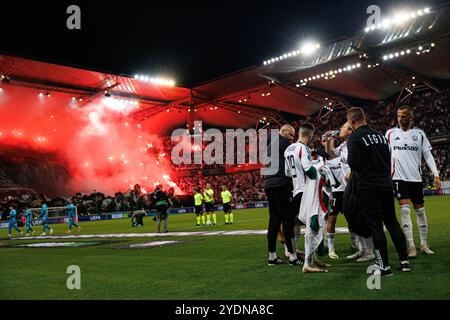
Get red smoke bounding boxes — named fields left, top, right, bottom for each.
left=0, top=85, right=179, bottom=196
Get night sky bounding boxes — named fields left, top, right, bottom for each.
left=2, top=0, right=448, bottom=87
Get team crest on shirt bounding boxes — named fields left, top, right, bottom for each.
left=412, top=136, right=418, bottom=141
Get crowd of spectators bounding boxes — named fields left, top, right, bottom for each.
left=173, top=170, right=267, bottom=204
left=293, top=89, right=449, bottom=138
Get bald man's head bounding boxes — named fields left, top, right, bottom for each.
left=280, top=124, right=295, bottom=141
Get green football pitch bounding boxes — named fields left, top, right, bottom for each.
left=1, top=195, right=449, bottom=300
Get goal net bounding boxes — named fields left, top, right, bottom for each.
left=28, top=206, right=78, bottom=224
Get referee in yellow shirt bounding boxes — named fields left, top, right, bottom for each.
left=193, top=188, right=205, bottom=226
left=203, top=183, right=216, bottom=225
left=221, top=185, right=233, bottom=225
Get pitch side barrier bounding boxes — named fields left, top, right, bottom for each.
left=0, top=202, right=269, bottom=229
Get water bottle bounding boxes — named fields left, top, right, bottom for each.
left=321, top=130, right=339, bottom=141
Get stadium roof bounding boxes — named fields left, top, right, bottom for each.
left=1, top=3, right=450, bottom=133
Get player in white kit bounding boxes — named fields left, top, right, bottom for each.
left=385, top=106, right=440, bottom=258
left=324, top=122, right=374, bottom=261
left=285, top=123, right=331, bottom=272
left=324, top=156, right=345, bottom=259
left=284, top=123, right=318, bottom=264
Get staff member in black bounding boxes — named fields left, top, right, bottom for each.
left=346, top=107, right=410, bottom=276
left=263, top=124, right=302, bottom=266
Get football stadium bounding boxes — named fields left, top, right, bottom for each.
left=1, top=1, right=450, bottom=304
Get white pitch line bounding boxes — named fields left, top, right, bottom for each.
left=9, top=228, right=349, bottom=241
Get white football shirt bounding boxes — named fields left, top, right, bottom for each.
left=312, top=155, right=325, bottom=167
left=325, top=157, right=346, bottom=192
left=284, top=142, right=313, bottom=197
left=333, top=141, right=348, bottom=161
left=385, top=127, right=432, bottom=182
left=332, top=140, right=351, bottom=188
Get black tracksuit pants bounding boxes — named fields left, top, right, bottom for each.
left=357, top=190, right=408, bottom=268
left=265, top=187, right=296, bottom=254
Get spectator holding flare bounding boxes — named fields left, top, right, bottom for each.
left=7, top=204, right=23, bottom=238
left=193, top=188, right=204, bottom=226
left=24, top=206, right=35, bottom=236
left=203, top=183, right=216, bottom=225
left=65, top=198, right=81, bottom=234
left=39, top=198, right=53, bottom=236
left=221, top=185, right=233, bottom=225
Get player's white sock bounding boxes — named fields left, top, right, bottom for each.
left=326, top=233, right=335, bottom=251
left=400, top=204, right=414, bottom=247
left=269, top=252, right=277, bottom=260
left=287, top=238, right=298, bottom=261
left=283, top=244, right=289, bottom=257
left=357, top=235, right=365, bottom=253
left=323, top=223, right=328, bottom=248
left=290, top=238, right=298, bottom=254
left=289, top=251, right=298, bottom=261
left=415, top=207, right=428, bottom=246
left=363, top=237, right=373, bottom=254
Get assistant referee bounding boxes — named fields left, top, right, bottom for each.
left=346, top=107, right=410, bottom=276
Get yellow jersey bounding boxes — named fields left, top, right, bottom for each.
left=203, top=189, right=214, bottom=203
left=221, top=190, right=232, bottom=204
left=194, top=193, right=203, bottom=206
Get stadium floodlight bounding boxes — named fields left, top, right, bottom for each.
left=364, top=7, right=432, bottom=33
left=297, top=61, right=365, bottom=84
left=300, top=41, right=321, bottom=56
left=134, top=74, right=175, bottom=87
left=393, top=12, right=410, bottom=25
left=381, top=42, right=435, bottom=62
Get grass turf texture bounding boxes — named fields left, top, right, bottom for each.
left=0, top=195, right=449, bottom=300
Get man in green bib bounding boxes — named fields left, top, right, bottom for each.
left=221, top=185, right=234, bottom=225
left=194, top=188, right=205, bottom=226
left=203, top=183, right=216, bottom=225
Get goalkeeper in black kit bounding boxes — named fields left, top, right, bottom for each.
left=151, top=185, right=170, bottom=233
